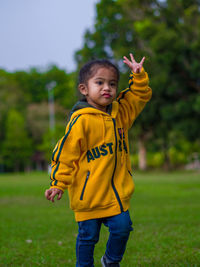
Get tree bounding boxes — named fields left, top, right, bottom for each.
left=13, top=65, right=77, bottom=108
left=74, top=0, right=200, bottom=169
left=2, top=110, right=33, bottom=171
left=0, top=64, right=78, bottom=171
left=26, top=102, right=69, bottom=166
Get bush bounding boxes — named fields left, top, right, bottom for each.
left=169, top=147, right=188, bottom=166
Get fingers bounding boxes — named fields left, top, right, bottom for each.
left=45, top=188, right=63, bottom=202
left=129, top=53, right=135, bottom=63
left=123, top=56, right=128, bottom=62
left=123, top=53, right=145, bottom=64
left=49, top=190, right=57, bottom=202
left=123, top=53, right=136, bottom=65
left=45, top=189, right=51, bottom=200
left=140, top=56, right=145, bottom=66
left=123, top=56, right=130, bottom=65
left=45, top=189, right=56, bottom=202
left=123, top=53, right=145, bottom=73
left=57, top=190, right=63, bottom=200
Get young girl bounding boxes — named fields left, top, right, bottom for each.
left=45, top=53, right=152, bottom=267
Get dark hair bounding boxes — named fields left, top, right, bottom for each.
left=78, top=59, right=120, bottom=85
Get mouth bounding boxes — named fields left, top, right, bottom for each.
left=102, top=93, right=112, bottom=98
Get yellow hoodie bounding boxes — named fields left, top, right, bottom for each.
left=49, top=69, right=152, bottom=222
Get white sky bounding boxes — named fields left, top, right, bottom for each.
left=0, top=0, right=98, bottom=72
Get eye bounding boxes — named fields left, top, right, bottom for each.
left=110, top=82, right=117, bottom=87
left=96, top=81, right=103, bottom=85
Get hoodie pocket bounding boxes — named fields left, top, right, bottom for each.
left=80, top=171, right=90, bottom=200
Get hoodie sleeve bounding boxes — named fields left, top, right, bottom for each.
left=49, top=115, right=83, bottom=191
left=117, top=68, right=152, bottom=129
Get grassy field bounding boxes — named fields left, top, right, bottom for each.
left=0, top=171, right=200, bottom=267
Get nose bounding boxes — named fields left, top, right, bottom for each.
left=103, top=83, right=110, bottom=91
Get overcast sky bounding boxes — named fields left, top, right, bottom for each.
left=0, top=0, right=98, bottom=72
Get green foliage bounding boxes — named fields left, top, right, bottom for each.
left=13, top=65, right=77, bottom=109
left=169, top=148, right=187, bottom=166
left=0, top=66, right=75, bottom=172
left=130, top=154, right=139, bottom=168
left=2, top=110, right=33, bottom=171
left=147, top=152, right=165, bottom=168
left=38, top=125, right=67, bottom=163
left=131, top=134, right=200, bottom=169
left=168, top=133, right=200, bottom=167
left=1, top=0, right=200, bottom=171
left=75, top=0, right=200, bottom=168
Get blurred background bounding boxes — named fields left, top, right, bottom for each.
left=0, top=0, right=200, bottom=173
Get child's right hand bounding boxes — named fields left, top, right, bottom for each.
left=45, top=188, right=63, bottom=202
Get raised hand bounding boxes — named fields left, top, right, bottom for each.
left=45, top=188, right=63, bottom=202
left=123, top=53, right=145, bottom=73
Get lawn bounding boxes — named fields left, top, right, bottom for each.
left=0, top=171, right=200, bottom=266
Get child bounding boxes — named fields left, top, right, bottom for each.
left=45, top=53, right=152, bottom=267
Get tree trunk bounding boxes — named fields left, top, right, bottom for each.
left=163, top=150, right=171, bottom=171
left=14, top=161, right=20, bottom=172
left=138, top=137, right=147, bottom=170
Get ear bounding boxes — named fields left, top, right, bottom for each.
left=78, top=84, right=88, bottom=96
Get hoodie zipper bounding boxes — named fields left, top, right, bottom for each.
left=111, top=119, right=124, bottom=212
left=80, top=171, right=90, bottom=200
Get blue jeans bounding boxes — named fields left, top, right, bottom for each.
left=76, top=210, right=133, bottom=267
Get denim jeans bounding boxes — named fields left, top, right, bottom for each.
left=76, top=210, right=133, bottom=267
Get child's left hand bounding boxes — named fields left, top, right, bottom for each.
left=123, top=53, right=145, bottom=73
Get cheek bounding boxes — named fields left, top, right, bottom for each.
left=90, top=89, right=100, bottom=100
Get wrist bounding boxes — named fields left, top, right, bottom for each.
left=132, top=67, right=145, bottom=76
left=50, top=186, right=64, bottom=192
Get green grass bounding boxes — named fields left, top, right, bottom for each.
left=0, top=171, right=200, bottom=266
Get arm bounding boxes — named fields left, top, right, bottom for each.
left=45, top=115, right=83, bottom=202
left=117, top=53, right=152, bottom=129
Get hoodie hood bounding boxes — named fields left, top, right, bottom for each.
left=69, top=99, right=118, bottom=121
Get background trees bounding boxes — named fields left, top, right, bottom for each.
left=2, top=109, right=32, bottom=171
left=75, top=0, right=200, bottom=170
left=0, top=0, right=199, bottom=172
left=0, top=66, right=76, bottom=172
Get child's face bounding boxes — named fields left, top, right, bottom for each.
left=79, top=67, right=118, bottom=112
